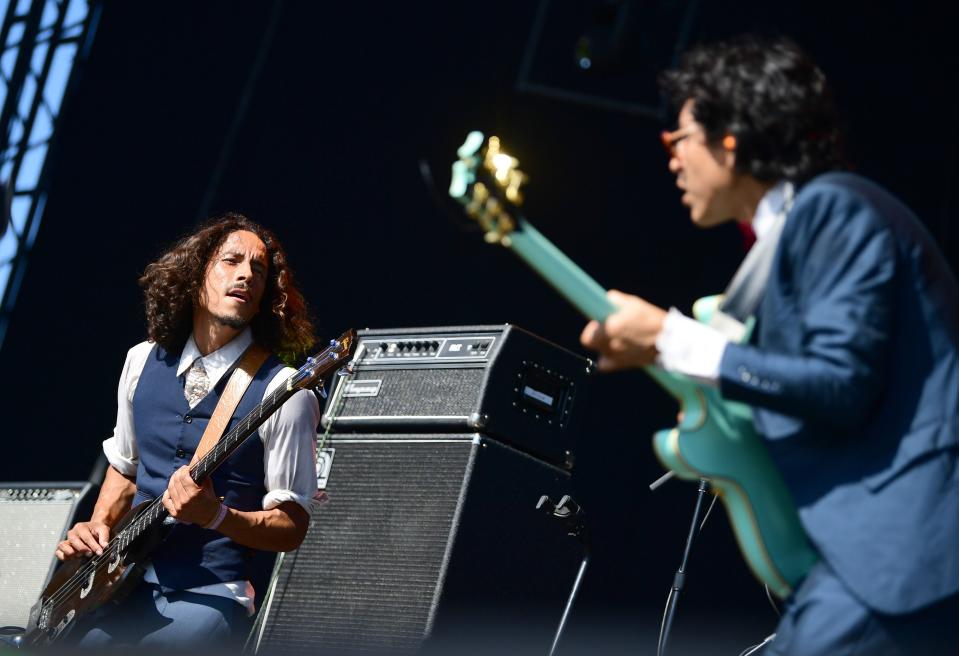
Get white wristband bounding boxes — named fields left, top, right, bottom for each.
left=204, top=502, right=228, bottom=531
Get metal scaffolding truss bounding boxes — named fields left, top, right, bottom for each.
left=0, top=0, right=100, bottom=349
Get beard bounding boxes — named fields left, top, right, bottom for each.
left=212, top=312, right=248, bottom=330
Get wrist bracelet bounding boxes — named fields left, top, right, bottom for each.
left=204, top=502, right=228, bottom=531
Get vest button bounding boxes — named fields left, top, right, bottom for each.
left=184, top=415, right=193, bottom=424
left=176, top=448, right=186, bottom=458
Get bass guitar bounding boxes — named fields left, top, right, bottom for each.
left=17, top=330, right=357, bottom=648
left=449, top=131, right=817, bottom=598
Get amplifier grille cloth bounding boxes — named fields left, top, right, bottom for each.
left=0, top=490, right=78, bottom=627
left=338, top=368, right=484, bottom=417
left=259, top=440, right=475, bottom=653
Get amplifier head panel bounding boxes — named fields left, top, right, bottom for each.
left=322, top=325, right=592, bottom=469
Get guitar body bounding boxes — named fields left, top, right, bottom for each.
left=449, top=135, right=818, bottom=598
left=646, top=301, right=817, bottom=598
left=21, top=500, right=171, bottom=647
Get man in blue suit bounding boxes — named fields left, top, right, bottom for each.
left=581, top=36, right=959, bottom=655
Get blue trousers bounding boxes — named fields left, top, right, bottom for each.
left=74, top=581, right=249, bottom=649
left=766, top=561, right=957, bottom=655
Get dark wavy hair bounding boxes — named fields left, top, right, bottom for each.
left=659, top=35, right=845, bottom=183
left=139, top=213, right=315, bottom=362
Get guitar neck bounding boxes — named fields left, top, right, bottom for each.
left=190, top=380, right=296, bottom=482
left=506, top=217, right=683, bottom=397
left=509, top=217, right=616, bottom=322
left=112, top=380, right=297, bottom=549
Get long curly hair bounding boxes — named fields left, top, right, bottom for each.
left=659, top=35, right=845, bottom=184
left=139, top=214, right=315, bottom=362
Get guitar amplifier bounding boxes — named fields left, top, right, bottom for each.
left=250, top=434, right=584, bottom=654
left=321, top=325, right=593, bottom=468
left=0, top=482, right=93, bottom=630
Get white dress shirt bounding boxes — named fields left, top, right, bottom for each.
left=655, top=180, right=793, bottom=384
left=102, top=327, right=321, bottom=613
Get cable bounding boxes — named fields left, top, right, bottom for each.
left=764, top=584, right=782, bottom=617
left=738, top=633, right=776, bottom=656
left=698, top=492, right=718, bottom=532
left=655, top=587, right=674, bottom=656
left=195, top=0, right=284, bottom=221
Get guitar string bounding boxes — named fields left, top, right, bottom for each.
left=40, top=344, right=343, bottom=618
left=38, top=397, right=278, bottom=613
left=38, top=499, right=161, bottom=615
left=39, top=376, right=297, bottom=615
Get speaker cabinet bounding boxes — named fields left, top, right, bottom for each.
left=0, top=482, right=93, bottom=630
left=252, top=435, right=583, bottom=654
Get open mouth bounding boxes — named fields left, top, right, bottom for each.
left=226, top=289, right=250, bottom=303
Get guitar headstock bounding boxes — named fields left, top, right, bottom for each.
left=449, top=131, right=529, bottom=247
left=292, top=329, right=358, bottom=391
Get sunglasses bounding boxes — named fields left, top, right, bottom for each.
left=660, top=125, right=700, bottom=157
left=661, top=125, right=736, bottom=156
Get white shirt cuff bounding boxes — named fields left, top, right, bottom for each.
left=263, top=488, right=315, bottom=515
left=655, top=307, right=729, bottom=386
left=102, top=436, right=138, bottom=477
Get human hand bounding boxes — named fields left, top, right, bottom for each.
left=162, top=466, right=220, bottom=527
left=56, top=521, right=111, bottom=560
left=579, top=289, right=667, bottom=371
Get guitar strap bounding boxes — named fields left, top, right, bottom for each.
left=189, top=344, right=272, bottom=467
left=712, top=182, right=795, bottom=339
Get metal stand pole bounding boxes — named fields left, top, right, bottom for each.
left=657, top=478, right=710, bottom=656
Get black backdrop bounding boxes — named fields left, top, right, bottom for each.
left=2, top=1, right=956, bottom=652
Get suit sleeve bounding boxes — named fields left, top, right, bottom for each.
left=718, top=186, right=897, bottom=429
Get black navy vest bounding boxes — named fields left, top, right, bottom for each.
left=131, top=343, right=287, bottom=591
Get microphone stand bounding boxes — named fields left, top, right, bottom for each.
left=656, top=478, right=710, bottom=656
left=536, top=494, right=590, bottom=656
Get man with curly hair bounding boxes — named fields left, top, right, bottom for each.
left=581, top=36, right=959, bottom=654
left=54, top=214, right=321, bottom=647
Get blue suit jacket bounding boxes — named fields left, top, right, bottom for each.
left=719, top=172, right=959, bottom=614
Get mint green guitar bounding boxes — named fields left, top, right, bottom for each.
left=449, top=131, right=818, bottom=599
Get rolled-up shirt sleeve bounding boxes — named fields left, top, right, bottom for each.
left=102, top=341, right=153, bottom=477
left=260, top=369, right=321, bottom=515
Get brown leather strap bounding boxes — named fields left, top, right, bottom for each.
left=190, top=344, right=272, bottom=467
